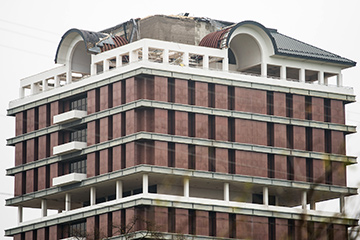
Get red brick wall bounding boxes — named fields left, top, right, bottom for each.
left=87, top=121, right=97, bottom=146
left=234, top=87, right=266, bottom=114
left=26, top=139, right=35, bottom=163
left=216, top=212, right=229, bottom=237
left=312, top=97, right=324, bottom=122
left=175, top=143, right=188, bottom=169
left=14, top=172, right=23, bottom=196
left=215, top=84, right=228, bottom=109
left=100, top=117, right=109, bottom=142
left=113, top=81, right=122, bottom=107
left=126, top=110, right=136, bottom=135
left=87, top=153, right=96, bottom=177
left=37, top=228, right=46, bottom=240
left=216, top=148, right=228, bottom=173
left=99, top=213, right=110, bottom=238
left=195, top=82, right=208, bottom=107
left=112, top=146, right=122, bottom=171
left=174, top=79, right=188, bottom=104
left=235, top=119, right=267, bottom=145
left=26, top=108, right=35, bottom=132
left=313, top=159, right=325, bottom=184
left=195, top=146, right=208, bottom=171
left=26, top=169, right=34, bottom=193
left=99, top=149, right=110, bottom=175
left=49, top=163, right=59, bottom=187
left=175, top=208, right=188, bottom=234
left=275, top=155, right=287, bottom=179
left=15, top=143, right=23, bottom=166
left=49, top=225, right=60, bottom=240
left=331, top=100, right=344, bottom=124
left=274, top=124, right=287, bottom=148
left=100, top=85, right=110, bottom=111
left=112, top=210, right=123, bottom=236
left=175, top=111, right=188, bottom=136
left=126, top=77, right=136, bottom=103
left=293, top=126, right=306, bottom=150
left=126, top=142, right=135, bottom=168
left=87, top=89, right=97, bottom=114
left=294, top=157, right=306, bottom=182
left=293, top=95, right=305, bottom=119
left=154, top=109, right=167, bottom=134
left=331, top=131, right=345, bottom=155
left=112, top=113, right=122, bottom=139
left=236, top=151, right=267, bottom=177
left=154, top=76, right=168, bottom=101
left=195, top=210, right=208, bottom=236
left=15, top=112, right=24, bottom=136
left=50, top=132, right=59, bottom=156
left=313, top=129, right=325, bottom=152
left=38, top=135, right=47, bottom=159
left=274, top=92, right=286, bottom=117
left=215, top=116, right=228, bottom=141
left=154, top=141, right=167, bottom=166
left=50, top=101, right=60, bottom=125
left=38, top=105, right=48, bottom=129
left=86, top=216, right=97, bottom=240
left=38, top=166, right=47, bottom=190
left=276, top=218, right=289, bottom=240
left=24, top=231, right=33, bottom=240
left=252, top=216, right=268, bottom=239
left=332, top=161, right=346, bottom=186
left=195, top=114, right=208, bottom=138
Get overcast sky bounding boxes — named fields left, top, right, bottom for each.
left=1, top=0, right=359, bottom=238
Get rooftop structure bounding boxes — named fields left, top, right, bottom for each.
left=5, top=14, right=357, bottom=240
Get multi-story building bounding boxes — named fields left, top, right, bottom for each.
left=5, top=14, right=358, bottom=239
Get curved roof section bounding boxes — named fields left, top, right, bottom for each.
left=200, top=21, right=356, bottom=67
left=55, top=28, right=128, bottom=63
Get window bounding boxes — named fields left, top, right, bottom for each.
left=267, top=91, right=274, bottom=115
left=70, top=158, right=87, bottom=174
left=288, top=219, right=295, bottom=240
left=287, top=156, right=294, bottom=180
left=208, top=115, right=215, bottom=140
left=229, top=213, right=236, bottom=238
left=69, top=221, right=86, bottom=238
left=189, top=210, right=196, bottom=234
left=267, top=123, right=274, bottom=147
left=168, top=110, right=175, bottom=135
left=306, top=158, right=313, bottom=182
left=168, top=143, right=175, bottom=167
left=305, top=96, right=312, bottom=120
left=188, top=113, right=195, bottom=137
left=228, top=149, right=235, bottom=174
left=286, top=94, right=293, bottom=118
left=70, top=96, right=87, bottom=111
left=208, top=83, right=215, bottom=108
left=228, top=118, right=235, bottom=142
left=168, top=78, right=175, bottom=103
left=168, top=208, right=175, bottom=233
left=269, top=217, right=276, bottom=240
left=228, top=86, right=235, bottom=110
left=208, top=147, right=216, bottom=172
left=209, top=212, right=216, bottom=236
left=325, top=161, right=332, bottom=185
left=324, top=99, right=331, bottom=122
left=325, top=130, right=332, bottom=153
left=286, top=125, right=294, bottom=149
left=268, top=154, right=275, bottom=178
left=188, top=145, right=195, bottom=169
left=188, top=80, right=195, bottom=105
left=70, top=128, right=87, bottom=142
left=306, top=127, right=312, bottom=151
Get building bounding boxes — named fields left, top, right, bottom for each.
left=5, top=14, right=358, bottom=239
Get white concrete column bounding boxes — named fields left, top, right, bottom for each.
left=299, top=68, right=305, bottom=82
left=66, top=68, right=72, bottom=84
left=337, top=73, right=343, bottom=87
left=163, top=49, right=169, bottom=64
left=203, top=55, right=209, bottom=69
left=302, top=191, right=307, bottom=210
left=142, top=46, right=149, bottom=61
left=183, top=52, right=189, bottom=67
left=17, top=206, right=23, bottom=224
left=224, top=183, right=229, bottom=202
left=31, top=82, right=39, bottom=94
left=116, top=180, right=123, bottom=199
left=183, top=178, right=190, bottom=198
left=103, top=59, right=110, bottom=72
left=91, top=63, right=97, bottom=75
left=19, top=87, right=24, bottom=98
left=280, top=65, right=287, bottom=80
left=340, top=195, right=345, bottom=214
left=130, top=49, right=138, bottom=63
left=65, top=193, right=71, bottom=211
left=143, top=174, right=148, bottom=194
left=90, top=187, right=96, bottom=206
left=223, top=49, right=229, bottom=71
left=318, top=71, right=324, bottom=85
left=41, top=199, right=47, bottom=217
left=54, top=75, right=60, bottom=87
left=42, top=79, right=48, bottom=92
left=261, top=62, right=267, bottom=77
left=116, top=55, right=122, bottom=68
left=263, top=187, right=269, bottom=206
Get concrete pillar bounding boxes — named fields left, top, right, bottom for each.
left=103, top=59, right=110, bottom=72
left=280, top=65, right=286, bottom=80
left=203, top=55, right=209, bottom=69
left=261, top=62, right=267, bottom=77
left=302, top=191, right=307, bottom=210
left=65, top=193, right=71, bottom=211
left=130, top=49, right=138, bottom=63
left=42, top=79, right=48, bottom=92
left=143, top=174, right=148, bottom=194
left=19, top=87, right=24, bottom=98
left=340, top=195, right=345, bottom=214
left=324, top=76, right=329, bottom=85
left=183, top=52, right=189, bottom=67
left=337, top=73, right=343, bottom=87
left=116, top=55, right=122, bottom=68
left=116, top=180, right=123, bottom=199
left=299, top=68, right=305, bottom=82
left=163, top=49, right=169, bottom=64
left=318, top=71, right=324, bottom=85
left=17, top=206, right=23, bottom=224
left=90, top=187, right=96, bottom=206
left=54, top=75, right=60, bottom=87
left=263, top=186, right=269, bottom=206
left=41, top=199, right=47, bottom=217
left=31, top=82, right=39, bottom=94
left=142, top=45, right=149, bottom=61
left=183, top=178, right=189, bottom=198
left=223, top=49, right=229, bottom=71
left=224, top=183, right=229, bottom=202
left=66, top=68, right=72, bottom=84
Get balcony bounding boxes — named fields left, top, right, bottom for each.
left=53, top=110, right=87, bottom=124
left=53, top=173, right=87, bottom=187
left=53, top=141, right=87, bottom=155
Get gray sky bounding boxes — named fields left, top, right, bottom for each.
left=1, top=0, right=360, bottom=238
